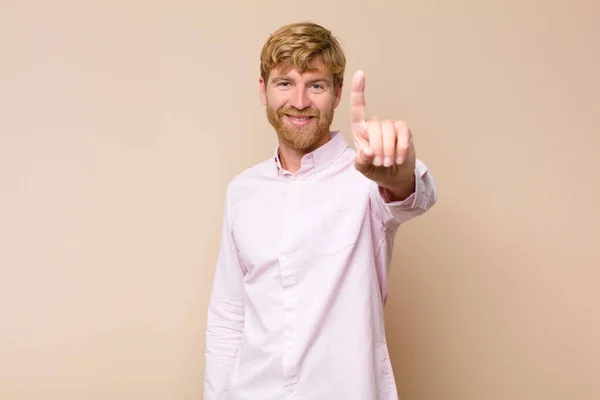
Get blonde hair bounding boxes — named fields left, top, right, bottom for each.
left=260, top=22, right=346, bottom=87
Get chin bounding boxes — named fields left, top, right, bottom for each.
left=287, top=132, right=329, bottom=153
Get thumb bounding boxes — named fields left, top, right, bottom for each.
left=354, top=146, right=374, bottom=172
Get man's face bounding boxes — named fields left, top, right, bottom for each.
left=260, top=57, right=343, bottom=153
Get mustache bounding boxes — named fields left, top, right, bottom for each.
left=278, top=107, right=319, bottom=118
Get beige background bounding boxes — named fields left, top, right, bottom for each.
left=1, top=0, right=599, bottom=399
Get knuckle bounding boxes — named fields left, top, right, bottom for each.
left=395, top=120, right=408, bottom=132
left=397, top=142, right=409, bottom=152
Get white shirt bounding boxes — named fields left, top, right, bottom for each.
left=204, top=131, right=437, bottom=399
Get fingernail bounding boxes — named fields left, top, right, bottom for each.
left=383, top=157, right=393, bottom=167
left=396, top=156, right=404, bottom=164
left=373, top=156, right=383, bottom=166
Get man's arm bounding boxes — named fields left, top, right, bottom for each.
left=204, top=185, right=246, bottom=399
left=348, top=69, right=437, bottom=223
left=367, top=159, right=437, bottom=305
left=372, top=159, right=437, bottom=227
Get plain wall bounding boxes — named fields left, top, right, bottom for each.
left=1, top=0, right=599, bottom=399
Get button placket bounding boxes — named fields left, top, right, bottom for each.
left=280, top=175, right=301, bottom=388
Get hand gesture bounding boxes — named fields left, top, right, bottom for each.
left=350, top=70, right=416, bottom=193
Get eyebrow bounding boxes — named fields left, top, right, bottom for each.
left=271, top=76, right=333, bottom=86
left=270, top=76, right=289, bottom=84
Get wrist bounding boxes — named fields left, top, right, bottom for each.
left=379, top=173, right=416, bottom=203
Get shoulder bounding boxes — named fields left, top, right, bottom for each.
left=225, top=156, right=275, bottom=201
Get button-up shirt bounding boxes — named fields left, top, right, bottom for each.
left=204, top=131, right=437, bottom=400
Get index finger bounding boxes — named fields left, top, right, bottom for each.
left=350, top=70, right=366, bottom=130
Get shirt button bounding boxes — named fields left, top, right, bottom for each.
left=288, top=385, right=296, bottom=393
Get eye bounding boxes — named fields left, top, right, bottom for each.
left=278, top=81, right=290, bottom=87
left=312, top=84, right=324, bottom=89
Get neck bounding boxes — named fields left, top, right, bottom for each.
left=278, top=134, right=331, bottom=174
left=278, top=145, right=304, bottom=173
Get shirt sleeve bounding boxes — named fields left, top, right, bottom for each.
left=368, top=159, right=437, bottom=303
left=204, top=183, right=246, bottom=399
left=370, top=159, right=438, bottom=229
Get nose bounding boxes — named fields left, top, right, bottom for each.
left=290, top=88, right=311, bottom=110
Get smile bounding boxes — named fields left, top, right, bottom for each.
left=286, top=115, right=314, bottom=127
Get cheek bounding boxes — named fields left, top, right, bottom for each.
left=266, top=90, right=289, bottom=109
left=314, top=100, right=335, bottom=115
left=311, top=93, right=336, bottom=110
left=267, top=100, right=286, bottom=113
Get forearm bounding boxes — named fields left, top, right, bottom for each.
left=205, top=183, right=247, bottom=399
left=373, top=159, right=437, bottom=225
left=204, top=295, right=245, bottom=398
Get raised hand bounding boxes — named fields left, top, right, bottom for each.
left=350, top=70, right=416, bottom=201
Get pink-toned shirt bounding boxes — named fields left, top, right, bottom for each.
left=204, top=131, right=437, bottom=400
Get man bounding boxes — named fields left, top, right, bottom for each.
left=204, top=21, right=437, bottom=400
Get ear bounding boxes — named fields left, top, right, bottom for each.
left=259, top=77, right=267, bottom=105
left=333, top=83, right=343, bottom=108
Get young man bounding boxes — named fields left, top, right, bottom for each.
left=204, top=22, right=437, bottom=400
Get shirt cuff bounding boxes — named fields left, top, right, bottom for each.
left=380, top=159, right=430, bottom=210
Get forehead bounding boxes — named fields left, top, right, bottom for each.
left=269, top=56, right=333, bottom=81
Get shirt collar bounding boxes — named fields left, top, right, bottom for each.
left=273, top=131, right=349, bottom=176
